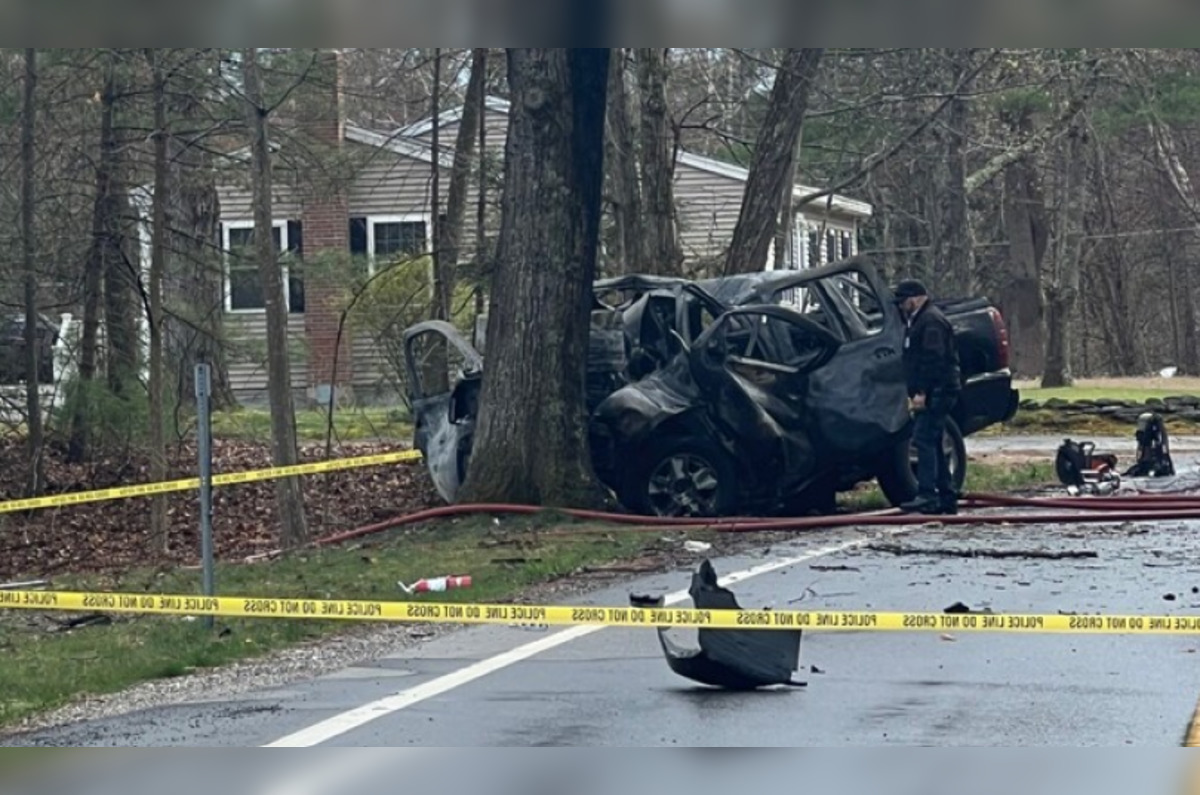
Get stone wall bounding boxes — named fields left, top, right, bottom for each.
left=1020, top=396, right=1200, bottom=424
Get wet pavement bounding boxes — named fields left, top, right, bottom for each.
left=5, top=512, right=1200, bottom=753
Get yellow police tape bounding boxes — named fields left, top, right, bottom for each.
left=4, top=589, right=1200, bottom=635
left=0, top=450, right=424, bottom=515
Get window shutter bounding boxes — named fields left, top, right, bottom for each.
left=288, top=220, right=303, bottom=258
left=350, top=217, right=368, bottom=255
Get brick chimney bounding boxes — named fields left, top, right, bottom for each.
left=299, top=49, right=353, bottom=408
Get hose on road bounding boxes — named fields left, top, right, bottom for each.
left=311, top=487, right=1200, bottom=549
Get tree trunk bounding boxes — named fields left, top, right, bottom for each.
left=636, top=48, right=682, bottom=276
left=724, top=49, right=825, bottom=275
left=1042, top=121, right=1088, bottom=388
left=1091, top=143, right=1142, bottom=376
left=169, top=54, right=235, bottom=412
left=473, top=60, right=490, bottom=333
left=21, top=48, right=43, bottom=497
left=606, top=48, right=644, bottom=274
left=242, top=48, right=309, bottom=549
left=938, top=49, right=975, bottom=297
left=438, top=48, right=487, bottom=297
left=458, top=48, right=612, bottom=509
left=430, top=49, right=446, bottom=321
left=997, top=105, right=1048, bottom=379
left=1145, top=110, right=1200, bottom=375
left=69, top=60, right=121, bottom=463
left=105, top=185, right=139, bottom=396
left=147, top=49, right=169, bottom=547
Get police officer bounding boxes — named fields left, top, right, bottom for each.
left=893, top=279, right=962, bottom=515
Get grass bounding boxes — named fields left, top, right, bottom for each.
left=0, top=517, right=669, bottom=730
left=986, top=378, right=1200, bottom=437
left=1015, top=377, right=1200, bottom=405
left=839, top=460, right=1055, bottom=512
left=213, top=407, right=414, bottom=443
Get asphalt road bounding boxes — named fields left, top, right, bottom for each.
left=6, top=514, right=1200, bottom=752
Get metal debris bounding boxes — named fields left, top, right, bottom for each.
left=632, top=560, right=806, bottom=691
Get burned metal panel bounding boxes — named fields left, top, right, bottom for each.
left=634, top=561, right=805, bottom=691
left=402, top=322, right=484, bottom=505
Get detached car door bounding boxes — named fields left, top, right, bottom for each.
left=402, top=321, right=484, bottom=504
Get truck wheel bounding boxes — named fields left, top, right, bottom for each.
left=623, top=437, right=739, bottom=518
left=877, top=417, right=967, bottom=507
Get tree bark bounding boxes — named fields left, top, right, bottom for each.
left=636, top=48, right=682, bottom=276
left=1145, top=110, right=1200, bottom=375
left=69, top=58, right=122, bottom=463
left=242, top=48, right=309, bottom=549
left=1090, top=150, right=1141, bottom=376
left=170, top=50, right=235, bottom=412
left=105, top=183, right=139, bottom=397
left=937, top=49, right=975, bottom=297
left=1042, top=120, right=1088, bottom=388
left=430, top=49, right=446, bottom=321
left=21, top=48, right=43, bottom=497
left=997, top=105, right=1048, bottom=379
left=473, top=59, right=490, bottom=332
left=724, top=49, right=825, bottom=275
left=147, top=49, right=169, bottom=546
left=458, top=48, right=612, bottom=508
left=438, top=48, right=487, bottom=298
left=606, top=48, right=644, bottom=274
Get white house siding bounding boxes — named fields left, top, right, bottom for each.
left=674, top=163, right=860, bottom=272
left=223, top=312, right=310, bottom=405
left=407, top=106, right=512, bottom=154
left=673, top=161, right=753, bottom=266
left=215, top=170, right=303, bottom=223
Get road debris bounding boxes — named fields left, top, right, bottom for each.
left=399, top=575, right=473, bottom=595
left=632, top=560, right=806, bottom=691
left=867, top=543, right=1099, bottom=561
left=684, top=540, right=714, bottom=554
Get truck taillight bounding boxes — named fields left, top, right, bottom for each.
left=989, top=307, right=1011, bottom=370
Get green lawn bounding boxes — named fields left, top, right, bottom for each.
left=1015, top=377, right=1200, bottom=406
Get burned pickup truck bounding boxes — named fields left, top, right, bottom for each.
left=404, top=257, right=1018, bottom=517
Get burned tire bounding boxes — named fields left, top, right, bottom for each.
left=876, top=417, right=967, bottom=507
left=623, top=437, right=739, bottom=518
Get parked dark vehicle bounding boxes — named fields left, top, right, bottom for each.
left=404, top=257, right=1018, bottom=517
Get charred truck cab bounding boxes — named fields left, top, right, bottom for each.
left=404, top=257, right=1019, bottom=518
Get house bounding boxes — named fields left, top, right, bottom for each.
left=400, top=97, right=874, bottom=271
left=215, top=63, right=873, bottom=408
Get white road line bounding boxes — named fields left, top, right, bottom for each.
left=263, top=532, right=901, bottom=747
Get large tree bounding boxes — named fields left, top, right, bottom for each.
left=242, top=48, right=309, bottom=548
left=458, top=48, right=612, bottom=508
left=724, top=49, right=825, bottom=275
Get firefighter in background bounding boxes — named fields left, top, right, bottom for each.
left=892, top=279, right=962, bottom=515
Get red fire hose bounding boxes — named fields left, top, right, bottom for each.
left=309, top=487, right=1200, bottom=549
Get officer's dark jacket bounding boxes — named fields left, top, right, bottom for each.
left=903, top=301, right=961, bottom=397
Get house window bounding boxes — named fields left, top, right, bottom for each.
left=841, top=231, right=854, bottom=260
left=808, top=230, right=821, bottom=266
left=351, top=215, right=431, bottom=276
left=223, top=220, right=304, bottom=313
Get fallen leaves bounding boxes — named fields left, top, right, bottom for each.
left=0, top=439, right=443, bottom=581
